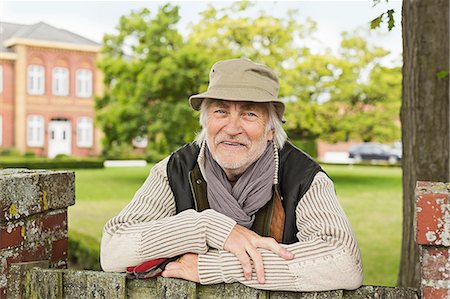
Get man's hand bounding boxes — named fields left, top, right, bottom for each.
left=161, top=253, right=200, bottom=283
left=224, top=224, right=294, bottom=284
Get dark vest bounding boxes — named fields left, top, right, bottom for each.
left=167, top=141, right=323, bottom=244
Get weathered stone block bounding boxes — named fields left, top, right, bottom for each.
left=86, top=270, right=127, bottom=299
left=415, top=181, right=450, bottom=246
left=25, top=267, right=63, bottom=299
left=0, top=169, right=75, bottom=223
left=271, top=289, right=342, bottom=298
left=127, top=279, right=158, bottom=299
left=157, top=276, right=197, bottom=299
left=6, top=261, right=49, bottom=299
left=197, top=282, right=269, bottom=299
left=344, top=285, right=418, bottom=298
left=61, top=270, right=89, bottom=299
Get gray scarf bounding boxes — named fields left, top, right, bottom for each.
left=204, top=142, right=275, bottom=228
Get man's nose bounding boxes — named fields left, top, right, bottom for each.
left=223, top=114, right=243, bottom=135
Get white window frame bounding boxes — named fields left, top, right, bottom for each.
left=76, top=69, right=93, bottom=98
left=27, top=115, right=45, bottom=147
left=27, top=65, right=45, bottom=95
left=0, top=65, right=3, bottom=94
left=76, top=117, right=93, bottom=147
left=52, top=67, right=69, bottom=96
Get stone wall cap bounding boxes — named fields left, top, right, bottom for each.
left=416, top=181, right=450, bottom=194
left=0, top=169, right=75, bottom=222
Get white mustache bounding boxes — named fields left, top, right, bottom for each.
left=215, top=134, right=249, bottom=146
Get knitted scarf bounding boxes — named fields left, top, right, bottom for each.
left=204, top=142, right=275, bottom=228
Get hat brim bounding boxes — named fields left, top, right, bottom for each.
left=189, top=87, right=285, bottom=121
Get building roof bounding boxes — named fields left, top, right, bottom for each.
left=0, top=21, right=99, bottom=53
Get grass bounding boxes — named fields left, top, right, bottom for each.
left=69, top=163, right=402, bottom=287
left=322, top=164, right=402, bottom=287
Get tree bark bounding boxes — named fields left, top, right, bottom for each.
left=399, top=0, right=449, bottom=288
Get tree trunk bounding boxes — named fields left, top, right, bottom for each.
left=399, top=0, right=449, bottom=288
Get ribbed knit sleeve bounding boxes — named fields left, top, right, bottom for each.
left=197, top=172, right=363, bottom=291
left=100, top=157, right=236, bottom=272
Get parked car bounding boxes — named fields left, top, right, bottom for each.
left=348, top=143, right=401, bottom=164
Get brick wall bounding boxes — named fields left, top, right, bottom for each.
left=416, top=181, right=450, bottom=299
left=0, top=168, right=74, bottom=298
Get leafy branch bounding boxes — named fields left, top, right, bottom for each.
left=370, top=0, right=395, bottom=31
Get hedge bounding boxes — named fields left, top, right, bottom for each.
left=0, top=158, right=105, bottom=169
left=68, top=229, right=101, bottom=270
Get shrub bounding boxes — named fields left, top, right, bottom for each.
left=0, top=147, right=21, bottom=156
left=0, top=158, right=105, bottom=169
left=291, top=139, right=317, bottom=158
left=23, top=151, right=36, bottom=158
left=68, top=230, right=101, bottom=270
left=54, top=154, right=70, bottom=160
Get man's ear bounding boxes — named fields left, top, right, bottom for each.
left=267, top=129, right=275, bottom=141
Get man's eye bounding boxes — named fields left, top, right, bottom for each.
left=245, top=112, right=257, bottom=117
left=214, top=109, right=226, bottom=114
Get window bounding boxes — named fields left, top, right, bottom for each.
left=76, top=69, right=92, bottom=97
left=27, top=65, right=45, bottom=95
left=52, top=67, right=69, bottom=96
left=77, top=117, right=93, bottom=147
left=0, top=65, right=3, bottom=94
left=27, top=115, right=44, bottom=147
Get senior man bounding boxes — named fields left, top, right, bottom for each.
left=101, top=58, right=363, bottom=291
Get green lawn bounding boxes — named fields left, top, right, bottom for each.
left=69, top=164, right=402, bottom=287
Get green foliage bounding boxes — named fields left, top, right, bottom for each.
left=437, top=70, right=449, bottom=79
left=23, top=151, right=36, bottom=158
left=97, top=1, right=402, bottom=155
left=285, top=33, right=401, bottom=143
left=290, top=139, right=317, bottom=158
left=370, top=1, right=396, bottom=31
left=370, top=10, right=395, bottom=31
left=68, top=229, right=101, bottom=270
left=0, top=157, right=104, bottom=169
left=188, top=1, right=317, bottom=98
left=97, top=4, right=210, bottom=157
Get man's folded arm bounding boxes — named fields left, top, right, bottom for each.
left=100, top=158, right=236, bottom=272
left=197, top=172, right=364, bottom=291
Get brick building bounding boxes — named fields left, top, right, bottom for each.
left=0, top=21, right=103, bottom=157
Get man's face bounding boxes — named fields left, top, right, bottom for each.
left=206, top=100, right=274, bottom=179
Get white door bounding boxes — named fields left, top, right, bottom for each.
left=48, top=120, right=71, bottom=158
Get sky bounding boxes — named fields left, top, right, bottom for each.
left=0, top=0, right=403, bottom=66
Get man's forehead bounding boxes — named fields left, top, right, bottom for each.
left=209, top=99, right=267, bottom=110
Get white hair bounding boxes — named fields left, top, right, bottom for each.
left=194, top=99, right=287, bottom=149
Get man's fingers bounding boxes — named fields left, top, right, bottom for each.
left=254, top=237, right=294, bottom=260
left=163, top=261, right=179, bottom=271
left=245, top=247, right=265, bottom=284
left=235, top=251, right=253, bottom=280
left=161, top=261, right=181, bottom=278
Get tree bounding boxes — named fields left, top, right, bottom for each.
left=284, top=33, right=401, bottom=143
left=97, top=1, right=403, bottom=158
left=399, top=0, right=449, bottom=288
left=190, top=2, right=401, bottom=144
left=96, top=4, right=211, bottom=157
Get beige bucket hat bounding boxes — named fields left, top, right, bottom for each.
left=189, top=58, right=285, bottom=121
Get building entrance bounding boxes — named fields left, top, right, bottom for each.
left=48, top=120, right=71, bottom=158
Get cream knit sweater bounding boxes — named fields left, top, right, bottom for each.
left=101, top=147, right=363, bottom=291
